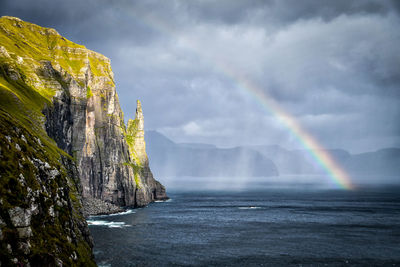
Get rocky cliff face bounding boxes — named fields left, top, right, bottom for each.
left=0, top=114, right=95, bottom=266
left=0, top=16, right=166, bottom=265
left=37, top=28, right=167, bottom=208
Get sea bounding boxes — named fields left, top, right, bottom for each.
left=88, top=182, right=400, bottom=266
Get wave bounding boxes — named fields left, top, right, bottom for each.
left=238, top=206, right=262, bottom=210
left=89, top=209, right=135, bottom=219
left=155, top=199, right=172, bottom=203
left=87, top=220, right=131, bottom=228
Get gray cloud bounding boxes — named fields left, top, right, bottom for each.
left=1, top=0, right=399, bottom=153
left=176, top=0, right=398, bottom=26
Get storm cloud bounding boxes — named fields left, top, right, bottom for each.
left=1, top=0, right=399, bottom=153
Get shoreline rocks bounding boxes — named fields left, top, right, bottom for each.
left=82, top=197, right=125, bottom=217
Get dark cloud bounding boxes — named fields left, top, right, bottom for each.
left=0, top=0, right=164, bottom=49
left=1, top=0, right=399, bottom=153
left=178, top=0, right=270, bottom=24
left=265, top=0, right=394, bottom=23
left=175, top=0, right=397, bottom=26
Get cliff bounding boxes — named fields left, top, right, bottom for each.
left=0, top=16, right=166, bottom=265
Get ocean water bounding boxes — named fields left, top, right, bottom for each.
left=88, top=187, right=400, bottom=266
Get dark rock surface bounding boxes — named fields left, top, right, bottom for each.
left=0, top=112, right=96, bottom=266
left=81, top=197, right=124, bottom=217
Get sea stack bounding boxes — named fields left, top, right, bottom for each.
left=127, top=100, right=148, bottom=166
left=126, top=100, right=168, bottom=206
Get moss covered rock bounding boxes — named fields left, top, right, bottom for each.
left=0, top=16, right=97, bottom=266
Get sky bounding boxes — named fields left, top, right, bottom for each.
left=1, top=0, right=400, bottom=153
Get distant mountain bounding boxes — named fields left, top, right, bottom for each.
left=344, top=148, right=400, bottom=176
left=145, top=131, right=278, bottom=177
left=178, top=143, right=217, bottom=149
left=250, top=145, right=350, bottom=174
left=250, top=145, right=400, bottom=177
left=146, top=131, right=399, bottom=180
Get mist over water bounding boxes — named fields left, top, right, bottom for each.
left=91, top=126, right=400, bottom=266
left=95, top=131, right=400, bottom=266
left=145, top=130, right=400, bottom=188
left=159, top=175, right=332, bottom=191
left=157, top=175, right=400, bottom=192
left=89, top=186, right=400, bottom=266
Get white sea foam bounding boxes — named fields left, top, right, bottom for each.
left=87, top=220, right=131, bottom=228
left=238, top=206, right=261, bottom=210
left=89, top=209, right=135, bottom=219
left=155, top=198, right=172, bottom=203
left=106, top=209, right=135, bottom=217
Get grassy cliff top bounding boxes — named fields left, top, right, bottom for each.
left=0, top=16, right=116, bottom=136
left=0, top=16, right=114, bottom=91
left=0, top=16, right=117, bottom=158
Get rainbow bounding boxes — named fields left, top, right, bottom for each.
left=220, top=70, right=354, bottom=190
left=120, top=7, right=354, bottom=190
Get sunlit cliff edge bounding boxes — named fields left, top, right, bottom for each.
left=0, top=16, right=166, bottom=266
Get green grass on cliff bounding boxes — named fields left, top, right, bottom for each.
left=0, top=59, right=96, bottom=266
left=123, top=162, right=142, bottom=188
left=0, top=17, right=84, bottom=80
left=125, top=118, right=139, bottom=157
left=0, top=110, right=95, bottom=266
left=124, top=118, right=143, bottom=188
left=0, top=65, right=69, bottom=159
left=0, top=16, right=114, bottom=93
left=0, top=16, right=97, bottom=266
left=0, top=17, right=84, bottom=57
left=86, top=86, right=93, bottom=98
left=0, top=16, right=112, bottom=158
